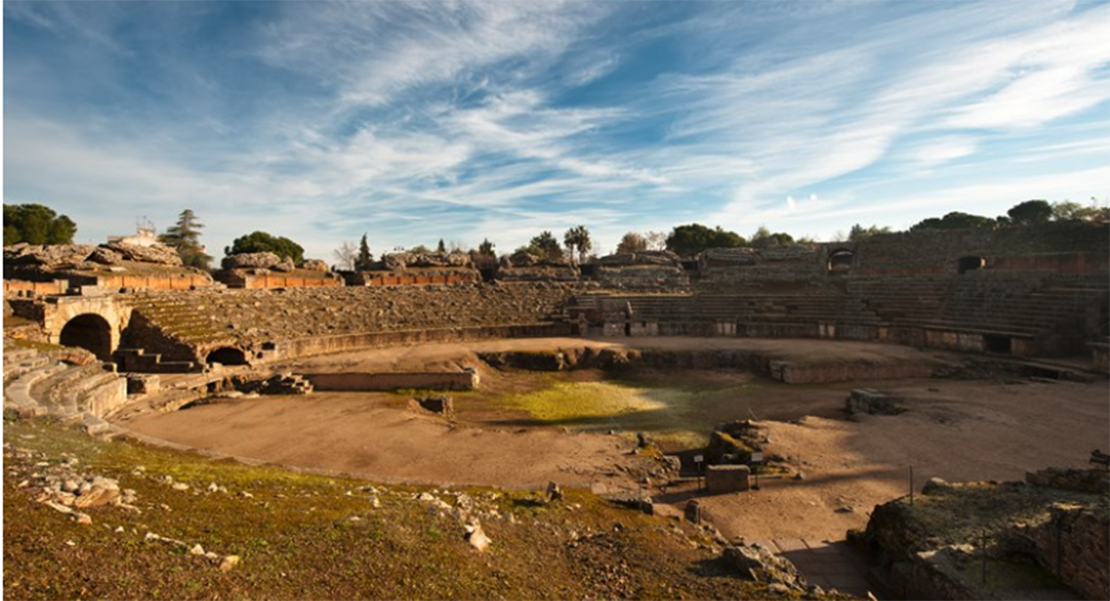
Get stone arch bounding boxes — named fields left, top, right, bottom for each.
left=59, top=313, right=113, bottom=360
left=45, top=298, right=130, bottom=362
left=826, top=248, right=854, bottom=274
left=206, top=347, right=248, bottom=366
left=957, top=256, right=985, bottom=275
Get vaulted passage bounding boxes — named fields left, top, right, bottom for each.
left=206, top=347, right=247, bottom=366
left=958, top=256, right=985, bottom=274
left=827, top=249, right=854, bottom=274
left=59, top=314, right=113, bottom=361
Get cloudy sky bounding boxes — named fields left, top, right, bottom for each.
left=4, top=0, right=1108, bottom=261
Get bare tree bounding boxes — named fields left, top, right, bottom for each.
left=333, top=241, right=357, bottom=271
left=644, top=231, right=667, bottom=251
left=616, top=232, right=647, bottom=254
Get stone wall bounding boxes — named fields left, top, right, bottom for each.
left=347, top=270, right=481, bottom=287
left=697, top=245, right=824, bottom=285
left=851, top=222, right=1109, bottom=277
left=275, top=323, right=575, bottom=361
left=1091, top=342, right=1109, bottom=374
left=303, top=371, right=478, bottom=391
left=1025, top=504, right=1109, bottom=600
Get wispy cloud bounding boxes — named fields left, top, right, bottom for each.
left=4, top=0, right=1108, bottom=259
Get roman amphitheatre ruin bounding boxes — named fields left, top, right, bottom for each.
left=4, top=221, right=1109, bottom=599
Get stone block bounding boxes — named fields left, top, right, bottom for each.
left=707, top=464, right=751, bottom=494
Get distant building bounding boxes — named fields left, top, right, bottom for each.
left=107, top=225, right=158, bottom=247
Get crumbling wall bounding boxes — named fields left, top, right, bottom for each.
left=1024, top=505, right=1109, bottom=600
left=303, top=371, right=478, bottom=391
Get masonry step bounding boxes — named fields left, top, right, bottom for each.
left=4, top=362, right=68, bottom=417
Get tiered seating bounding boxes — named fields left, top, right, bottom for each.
left=845, top=277, right=948, bottom=324
left=3, top=342, right=126, bottom=423
left=127, top=296, right=236, bottom=347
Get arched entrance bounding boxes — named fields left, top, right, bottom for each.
left=206, top=347, right=248, bottom=366
left=59, top=314, right=113, bottom=360
left=827, top=249, right=854, bottom=274
left=957, top=256, right=985, bottom=274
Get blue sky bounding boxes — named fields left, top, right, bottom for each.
left=4, top=0, right=1109, bottom=262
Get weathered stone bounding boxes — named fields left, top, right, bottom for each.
left=103, top=242, right=183, bottom=266
left=4, top=244, right=97, bottom=268
left=706, top=464, right=751, bottom=494
left=546, top=481, right=563, bottom=502
left=72, top=479, right=120, bottom=508
left=464, top=521, right=491, bottom=551
left=87, top=247, right=123, bottom=265
left=721, top=543, right=805, bottom=589
left=221, top=252, right=283, bottom=270
left=301, top=259, right=329, bottom=272
left=219, top=555, right=241, bottom=572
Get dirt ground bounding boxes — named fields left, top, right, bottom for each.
left=119, top=337, right=1110, bottom=546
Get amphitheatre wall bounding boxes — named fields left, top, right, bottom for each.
left=5, top=223, right=1107, bottom=371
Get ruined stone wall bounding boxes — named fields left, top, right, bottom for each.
left=1026, top=505, right=1110, bottom=600
left=303, top=371, right=478, bottom=391
left=116, top=283, right=583, bottom=363
left=697, top=245, right=824, bottom=285
left=347, top=270, right=480, bottom=287
left=277, top=324, right=574, bottom=360
left=851, top=222, right=1109, bottom=277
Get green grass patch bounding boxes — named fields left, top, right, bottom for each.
left=492, top=377, right=762, bottom=448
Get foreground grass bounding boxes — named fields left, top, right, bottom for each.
left=3, top=417, right=809, bottom=600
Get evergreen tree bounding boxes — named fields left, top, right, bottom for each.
left=477, top=238, right=495, bottom=256
left=160, top=209, right=211, bottom=270
left=526, top=231, right=562, bottom=261
left=226, top=231, right=305, bottom=264
left=355, top=234, right=373, bottom=271
left=3, top=203, right=78, bottom=246
left=437, top=239, right=446, bottom=253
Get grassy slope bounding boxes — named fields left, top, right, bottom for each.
left=3, top=417, right=810, bottom=601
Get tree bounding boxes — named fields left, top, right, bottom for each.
left=225, top=231, right=305, bottom=264
left=909, top=212, right=995, bottom=231
left=1053, top=199, right=1110, bottom=224
left=749, top=226, right=794, bottom=248
left=355, top=234, right=373, bottom=270
left=525, top=231, right=563, bottom=261
left=616, top=232, right=648, bottom=254
left=409, top=244, right=431, bottom=254
left=437, top=239, right=446, bottom=253
left=644, top=231, right=667, bottom=251
left=3, top=203, right=78, bottom=246
left=848, top=223, right=892, bottom=241
left=665, top=223, right=746, bottom=258
left=333, top=241, right=358, bottom=271
left=1007, top=200, right=1052, bottom=226
left=477, top=238, right=496, bottom=256
left=563, top=225, right=592, bottom=264
left=159, top=209, right=211, bottom=270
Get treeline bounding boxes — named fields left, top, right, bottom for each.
left=5, top=198, right=1106, bottom=270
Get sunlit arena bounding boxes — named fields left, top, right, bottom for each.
left=5, top=2, right=1110, bottom=600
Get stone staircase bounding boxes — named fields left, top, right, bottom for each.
left=113, top=348, right=198, bottom=373
left=4, top=342, right=127, bottom=428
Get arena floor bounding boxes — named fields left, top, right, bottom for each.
left=117, top=337, right=1110, bottom=545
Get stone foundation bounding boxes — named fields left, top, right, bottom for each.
left=303, top=371, right=479, bottom=391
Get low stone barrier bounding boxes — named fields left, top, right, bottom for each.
left=303, top=371, right=479, bottom=392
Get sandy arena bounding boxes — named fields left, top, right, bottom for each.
left=118, top=336, right=1110, bottom=550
